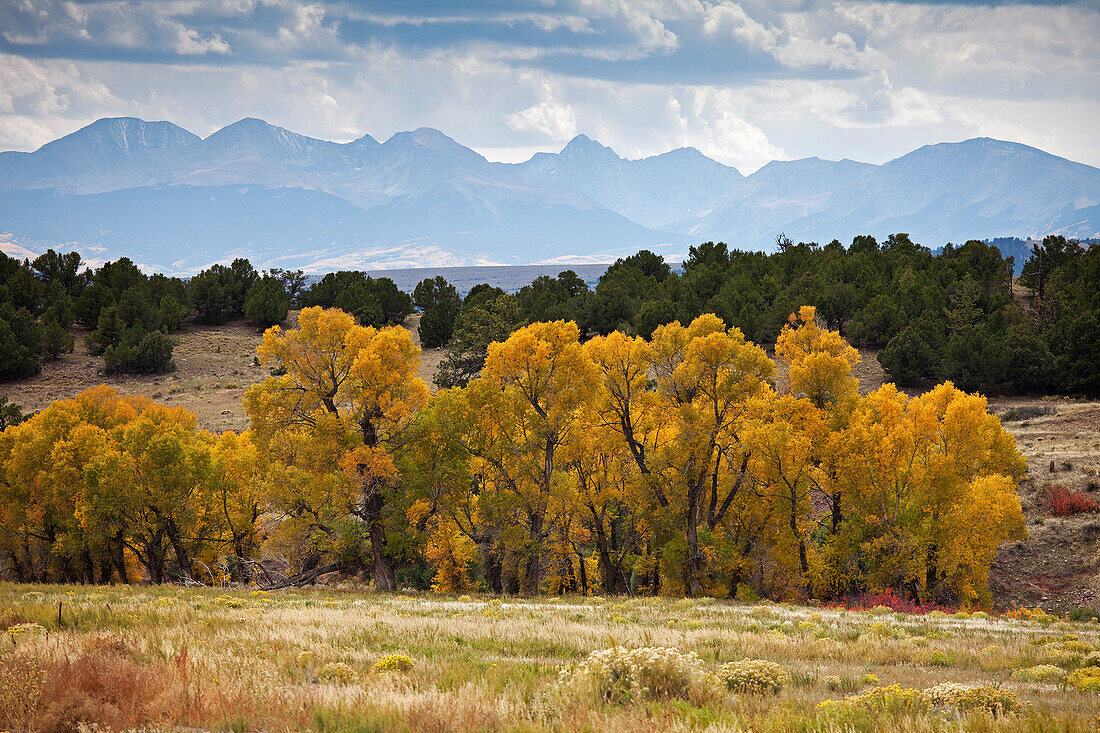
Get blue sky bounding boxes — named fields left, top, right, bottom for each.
left=1, top=0, right=1097, bottom=172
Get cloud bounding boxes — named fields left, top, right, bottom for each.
left=0, top=52, right=123, bottom=149
left=681, top=87, right=785, bottom=166
left=0, top=0, right=1095, bottom=174
left=175, top=28, right=231, bottom=55
left=507, top=99, right=578, bottom=139
left=276, top=4, right=336, bottom=47
left=702, top=2, right=775, bottom=49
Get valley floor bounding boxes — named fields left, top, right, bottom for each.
left=2, top=585, right=1100, bottom=731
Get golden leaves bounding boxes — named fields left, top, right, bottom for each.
left=777, top=305, right=860, bottom=410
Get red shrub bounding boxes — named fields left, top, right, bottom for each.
left=1042, top=484, right=1098, bottom=516
left=831, top=588, right=954, bottom=615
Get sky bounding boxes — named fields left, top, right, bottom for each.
left=0, top=0, right=1097, bottom=174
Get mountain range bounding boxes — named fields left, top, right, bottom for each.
left=1, top=117, right=1097, bottom=274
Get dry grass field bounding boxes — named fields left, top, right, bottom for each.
left=3, top=585, right=1100, bottom=732
left=985, top=399, right=1100, bottom=613
left=3, top=316, right=1100, bottom=730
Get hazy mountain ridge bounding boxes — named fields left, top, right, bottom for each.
left=511, top=134, right=744, bottom=229
left=1, top=117, right=1097, bottom=273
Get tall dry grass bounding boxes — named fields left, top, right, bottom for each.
left=2, top=585, right=1099, bottom=732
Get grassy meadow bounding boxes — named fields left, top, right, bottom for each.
left=3, top=585, right=1100, bottom=732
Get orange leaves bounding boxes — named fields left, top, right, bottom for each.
left=0, top=304, right=1031, bottom=603
left=908, top=382, right=1026, bottom=482
left=484, top=320, right=597, bottom=418
left=419, top=513, right=478, bottom=593
left=777, top=305, right=860, bottom=410
left=341, top=444, right=398, bottom=485
left=348, top=322, right=428, bottom=428
left=0, top=386, right=266, bottom=583
left=584, top=330, right=651, bottom=406
left=245, top=307, right=430, bottom=586
left=247, top=306, right=428, bottom=445
left=827, top=379, right=1028, bottom=605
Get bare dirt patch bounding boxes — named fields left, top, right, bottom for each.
left=1, top=315, right=295, bottom=433
left=987, top=397, right=1100, bottom=612
left=2, top=312, right=446, bottom=433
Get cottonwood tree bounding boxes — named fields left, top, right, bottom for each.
left=586, top=315, right=774, bottom=596
left=458, top=320, right=597, bottom=594
left=244, top=306, right=428, bottom=589
left=82, top=403, right=219, bottom=583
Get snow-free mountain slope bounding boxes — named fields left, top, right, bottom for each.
left=513, top=134, right=743, bottom=230
left=1, top=117, right=1098, bottom=273
left=678, top=139, right=1100, bottom=247
left=0, top=118, right=200, bottom=190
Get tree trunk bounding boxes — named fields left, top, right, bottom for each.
left=925, top=509, right=940, bottom=601
left=521, top=510, right=544, bottom=596
left=590, top=507, right=619, bottom=595
left=262, top=561, right=344, bottom=590
left=6, top=550, right=27, bottom=583
left=925, top=544, right=938, bottom=601
left=356, top=417, right=396, bottom=591
left=787, top=485, right=809, bottom=576
left=480, top=542, right=504, bottom=594
left=361, top=491, right=396, bottom=591
left=144, top=550, right=164, bottom=584
left=684, top=478, right=704, bottom=597
left=728, top=563, right=742, bottom=598
left=112, top=532, right=129, bottom=584
left=575, top=546, right=589, bottom=597
left=165, top=518, right=192, bottom=581
left=81, top=548, right=95, bottom=584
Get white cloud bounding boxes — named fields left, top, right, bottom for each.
left=276, top=3, right=337, bottom=46
left=0, top=0, right=1096, bottom=174
left=701, top=1, right=881, bottom=72
left=0, top=53, right=123, bottom=149
left=175, top=27, right=230, bottom=55
left=681, top=87, right=785, bottom=168
left=578, top=0, right=680, bottom=55
left=702, top=2, right=775, bottom=50
left=507, top=99, right=578, bottom=139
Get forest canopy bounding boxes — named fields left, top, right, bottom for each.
left=0, top=306, right=1027, bottom=608
left=1, top=234, right=1096, bottom=394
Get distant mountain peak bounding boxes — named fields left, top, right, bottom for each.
left=48, top=117, right=199, bottom=153
left=561, top=134, right=618, bottom=160
left=658, top=146, right=707, bottom=159
left=410, top=126, right=449, bottom=138
left=348, top=133, right=379, bottom=148
left=885, top=136, right=1066, bottom=170
left=385, top=127, right=487, bottom=164
left=200, top=118, right=331, bottom=162
left=1, top=117, right=1097, bottom=271
left=756, top=156, right=831, bottom=173
left=650, top=146, right=740, bottom=174
left=205, top=117, right=283, bottom=140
